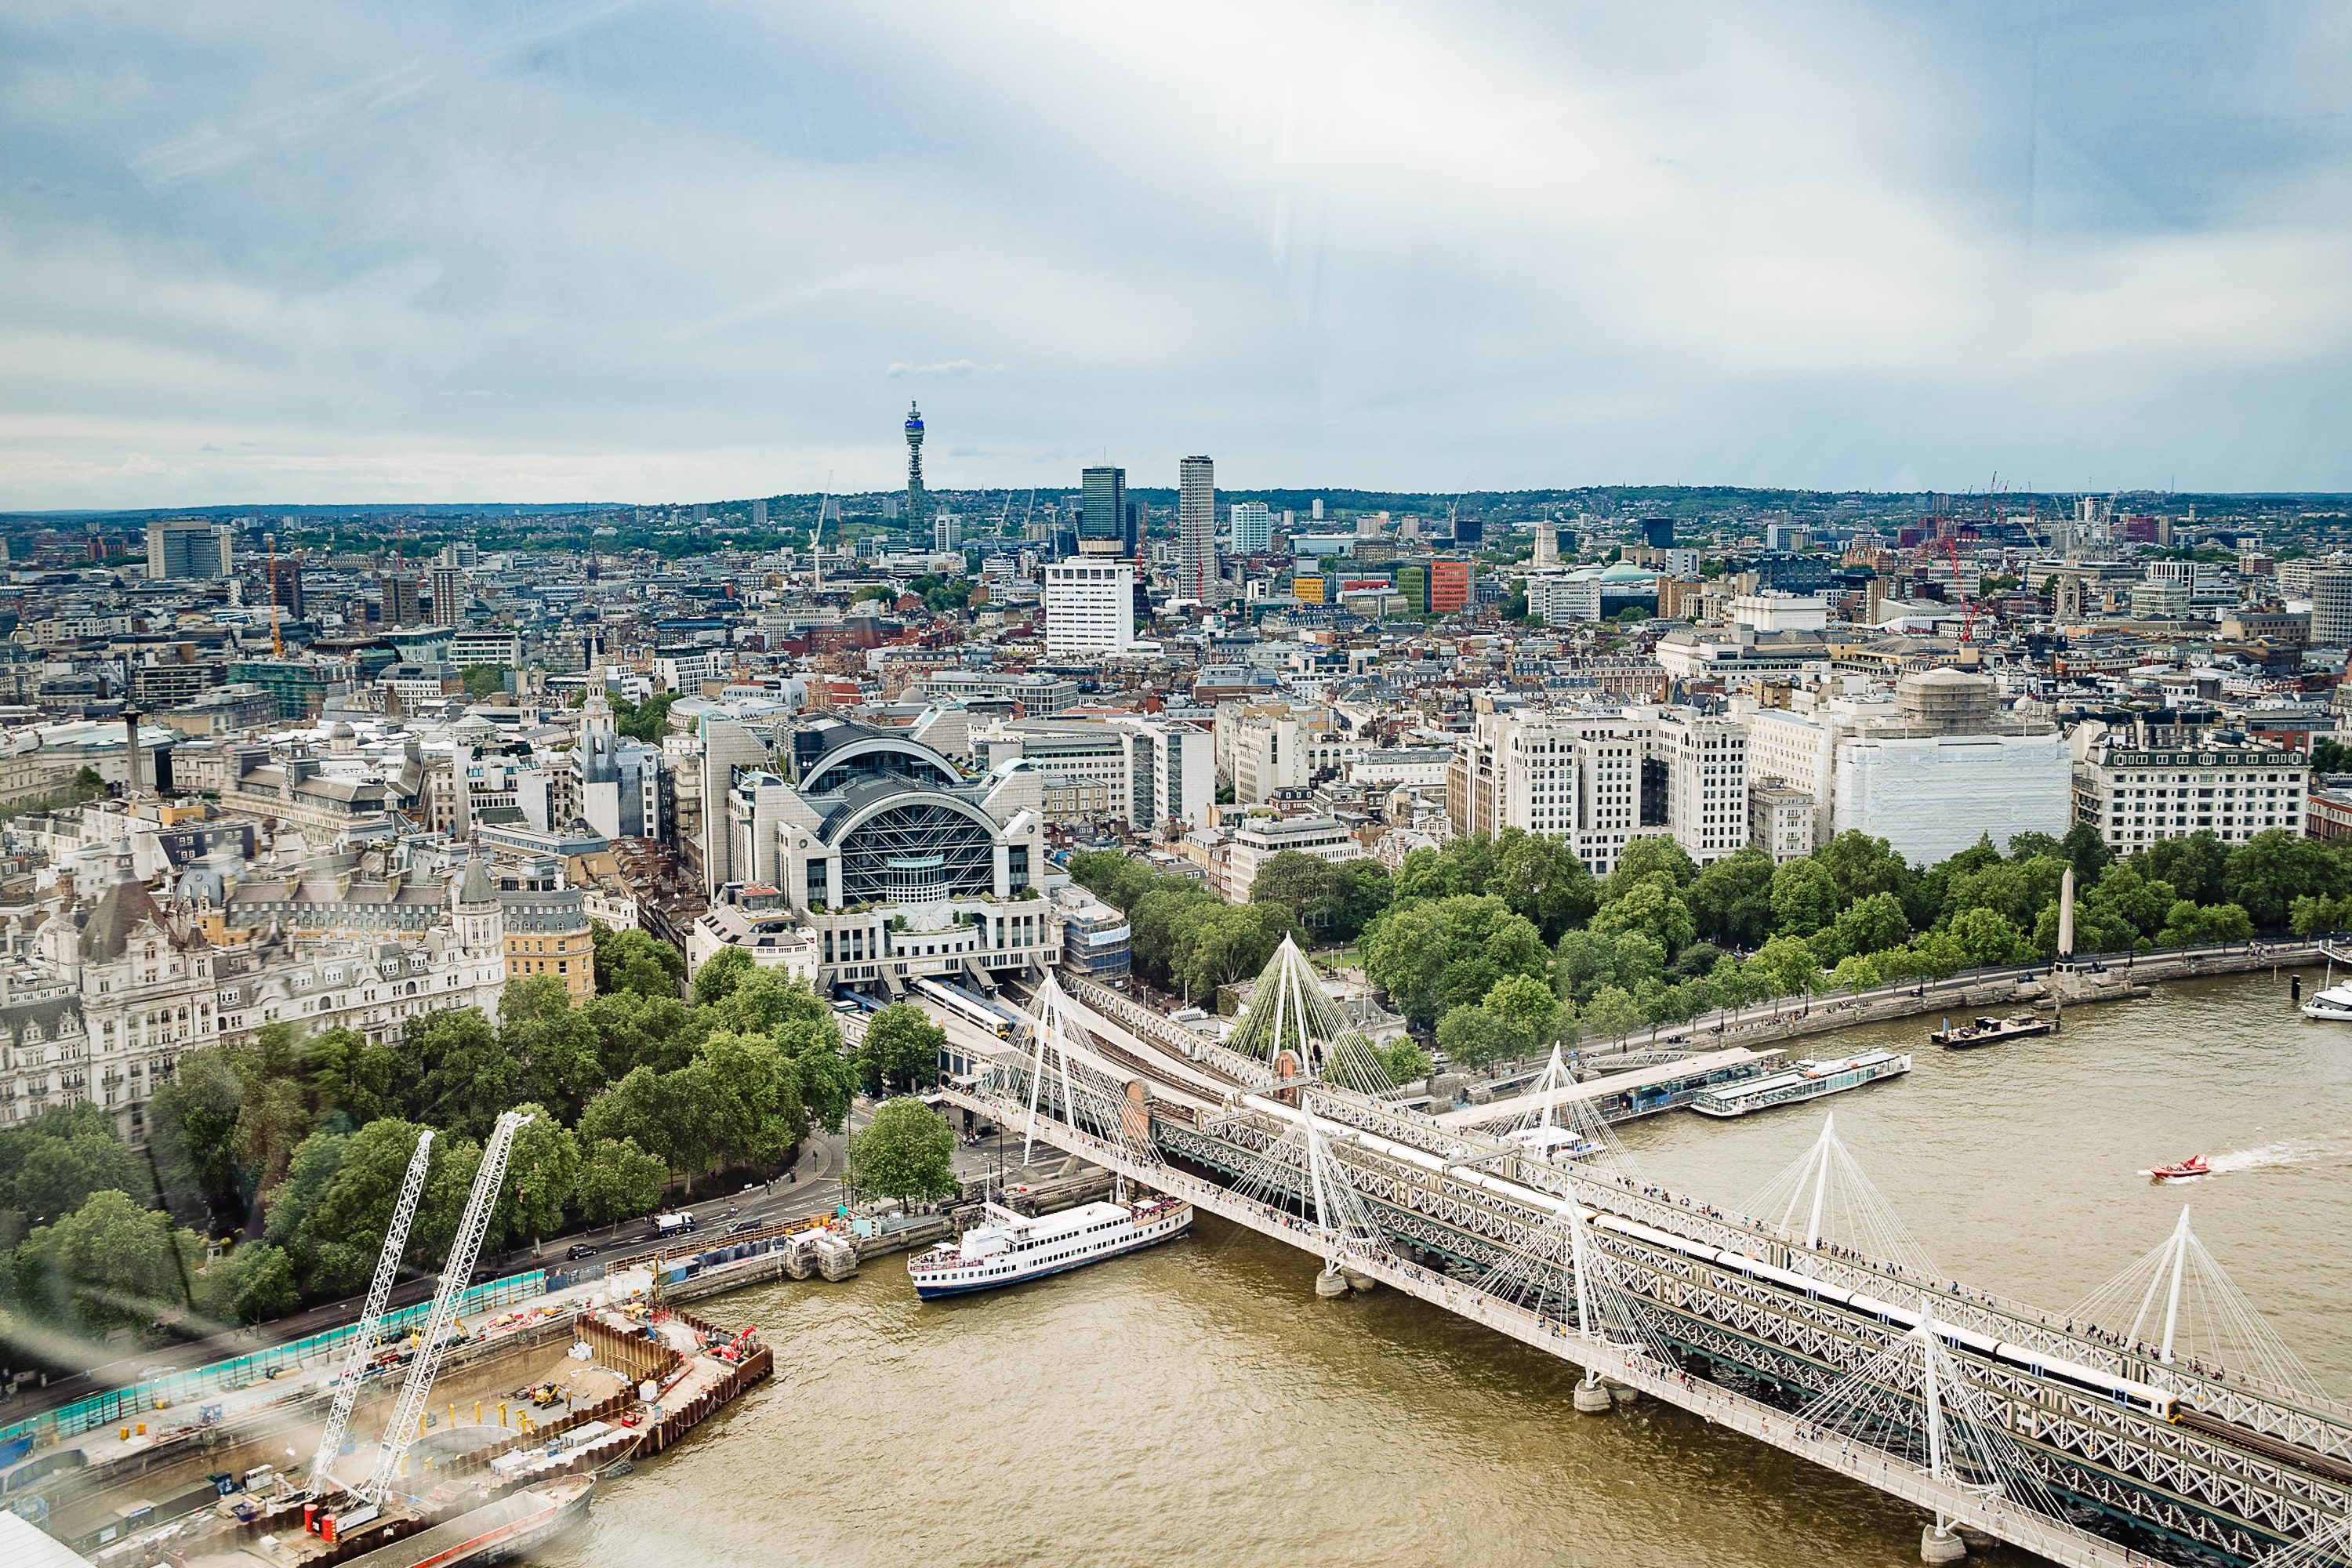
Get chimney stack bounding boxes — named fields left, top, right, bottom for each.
left=123, top=707, right=146, bottom=796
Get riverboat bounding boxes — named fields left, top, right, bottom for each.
left=907, top=1192, right=1191, bottom=1299
left=2148, top=1154, right=2211, bottom=1181
left=1687, top=1049, right=1911, bottom=1118
left=2299, top=982, right=2352, bottom=1021
left=1930, top=1013, right=2056, bottom=1049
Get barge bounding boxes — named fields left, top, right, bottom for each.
left=1688, top=1049, right=1911, bottom=1118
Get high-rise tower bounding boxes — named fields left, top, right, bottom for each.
left=904, top=403, right=931, bottom=538
left=1079, top=466, right=1128, bottom=556
left=1178, top=454, right=1216, bottom=601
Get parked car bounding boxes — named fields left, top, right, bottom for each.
left=564, top=1243, right=600, bottom=1260
left=729, top=1221, right=760, bottom=1235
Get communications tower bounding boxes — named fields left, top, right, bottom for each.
left=904, top=402, right=931, bottom=538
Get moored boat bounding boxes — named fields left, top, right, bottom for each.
left=1688, top=1049, right=1911, bottom=1118
left=1931, top=1014, right=2056, bottom=1049
left=908, top=1191, right=1191, bottom=1299
left=2299, top=982, right=2352, bottom=1021
left=343, top=1475, right=594, bottom=1568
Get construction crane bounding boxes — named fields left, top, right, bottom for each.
left=306, top=1130, right=434, bottom=1497
left=1942, top=533, right=1976, bottom=644
left=358, top=1112, right=532, bottom=1504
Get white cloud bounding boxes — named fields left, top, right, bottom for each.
left=0, top=0, right=2347, bottom=506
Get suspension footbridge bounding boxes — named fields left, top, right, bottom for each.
left=938, top=942, right=2352, bottom=1568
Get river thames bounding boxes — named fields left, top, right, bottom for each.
left=543, top=971, right=2351, bottom=1568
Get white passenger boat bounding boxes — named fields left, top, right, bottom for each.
left=1687, top=1048, right=1911, bottom=1118
left=2300, top=982, right=2352, bottom=1021
left=907, top=1192, right=1192, bottom=1299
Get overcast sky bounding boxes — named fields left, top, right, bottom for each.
left=2, top=2, right=2347, bottom=509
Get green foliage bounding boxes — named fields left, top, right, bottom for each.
left=608, top=691, right=679, bottom=742
left=575, top=1138, right=668, bottom=1225
left=1363, top=895, right=1549, bottom=1029
left=459, top=663, right=506, bottom=699
left=2136, top=832, right=2229, bottom=906
left=1689, top=848, right=1776, bottom=949
left=1768, top=858, right=1840, bottom=938
left=1491, top=831, right=1597, bottom=940
left=1372, top=1038, right=1433, bottom=1085
left=2156, top=900, right=2255, bottom=946
left=591, top=922, right=684, bottom=1000
left=1589, top=878, right=1696, bottom=955
left=194, top=1243, right=299, bottom=1325
left=2220, top=829, right=2344, bottom=931
left=0, top=1105, right=148, bottom=1225
left=499, top=1107, right=583, bottom=1248
left=847, top=1098, right=959, bottom=1203
left=15, top=1191, right=200, bottom=1337
left=858, top=1004, right=946, bottom=1096
left=691, top=944, right=756, bottom=1006
left=1244, top=850, right=1392, bottom=943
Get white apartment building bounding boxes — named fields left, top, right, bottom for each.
left=1444, top=705, right=1748, bottom=877
left=1043, top=559, right=1135, bottom=657
left=1749, top=782, right=1816, bottom=863
left=1223, top=704, right=1364, bottom=803
left=2071, top=731, right=2307, bottom=852
left=1231, top=501, right=1273, bottom=554
left=970, top=717, right=1214, bottom=832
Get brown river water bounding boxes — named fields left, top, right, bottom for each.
left=539, top=971, right=2352, bottom=1568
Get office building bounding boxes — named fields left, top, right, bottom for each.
left=1224, top=704, right=1363, bottom=803
left=934, top=513, right=964, bottom=552
left=1231, top=500, right=1272, bottom=554
left=2309, top=567, right=2352, bottom=647
left=145, top=519, right=236, bottom=580
left=383, top=575, right=422, bottom=627
left=1642, top=517, right=1675, bottom=549
left=971, top=716, right=1214, bottom=831
left=904, top=402, right=931, bottom=538
left=1429, top=559, right=1474, bottom=615
left=269, top=555, right=306, bottom=619
left=2073, top=731, right=2306, bottom=853
left=1080, top=466, right=1131, bottom=555
left=1750, top=782, right=1816, bottom=863
left=429, top=566, right=465, bottom=626
left=752, top=498, right=768, bottom=528
left=1178, top=454, right=1217, bottom=600
left=1043, top=558, right=1136, bottom=656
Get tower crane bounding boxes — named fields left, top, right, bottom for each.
left=359, top=1112, right=532, bottom=1504
left=1942, top=533, right=1976, bottom=644
left=306, top=1130, right=434, bottom=1496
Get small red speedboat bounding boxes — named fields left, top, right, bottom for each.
left=2150, top=1155, right=2209, bottom=1181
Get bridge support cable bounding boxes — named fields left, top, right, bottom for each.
left=360, top=1111, right=532, bottom=1504
left=1222, top=1098, right=1385, bottom=1278
left=2068, top=1205, right=2325, bottom=1399
left=306, top=1127, right=434, bottom=1497
left=2249, top=1508, right=2352, bottom=1568
left=1744, top=1112, right=1940, bottom=1291
left=1225, top=935, right=1393, bottom=1094
left=1011, top=971, right=1163, bottom=1171
left=1496, top=1044, right=1647, bottom=1189
left=1799, top=1301, right=2071, bottom=1533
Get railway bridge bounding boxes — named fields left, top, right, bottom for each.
left=935, top=954, right=2352, bottom=1568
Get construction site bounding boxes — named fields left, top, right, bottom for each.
left=8, top=1112, right=774, bottom=1568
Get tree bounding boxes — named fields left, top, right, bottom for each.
left=1944, top=906, right=2032, bottom=967
left=858, top=1004, right=945, bottom=1096
left=498, top=1106, right=583, bottom=1252
left=1750, top=934, right=1824, bottom=997
left=1171, top=903, right=1293, bottom=997
left=399, top=1008, right=520, bottom=1141
left=1588, top=878, right=1695, bottom=955
left=261, top=1130, right=349, bottom=1248
left=1944, top=854, right=2067, bottom=933
left=575, top=1137, right=668, bottom=1225
left=1815, top=830, right=1914, bottom=908
left=1689, top=848, right=1777, bottom=949
left=1493, top=831, right=1598, bottom=941
left=459, top=663, right=506, bottom=699
left=1813, top=892, right=1909, bottom=967
left=1320, top=859, right=1395, bottom=942
left=1768, top=858, right=1841, bottom=938
left=592, top=923, right=685, bottom=1000
left=2085, top=864, right=2176, bottom=940
left=1249, top=851, right=1337, bottom=928
left=847, top=1099, right=958, bottom=1203
left=1605, top=836, right=1697, bottom=898
left=1577, top=985, right=1646, bottom=1040
left=2222, top=829, right=2346, bottom=931
left=145, top=1051, right=248, bottom=1229
left=691, top=945, right=756, bottom=1007
left=2157, top=900, right=2255, bottom=947
left=2059, top=823, right=2115, bottom=889
left=499, top=978, right=604, bottom=1125
left=2136, top=832, right=2229, bottom=906
left=1372, top=1038, right=1433, bottom=1085
left=16, top=1190, right=199, bottom=1336
left=1, top=1105, right=147, bottom=1225
left=194, top=1242, right=299, bottom=1325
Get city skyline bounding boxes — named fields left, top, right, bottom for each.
left=3, top=4, right=2348, bottom=510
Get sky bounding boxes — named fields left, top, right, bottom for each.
left=2, top=1, right=2348, bottom=510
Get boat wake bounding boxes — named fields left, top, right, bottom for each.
left=2136, top=1142, right=2321, bottom=1181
